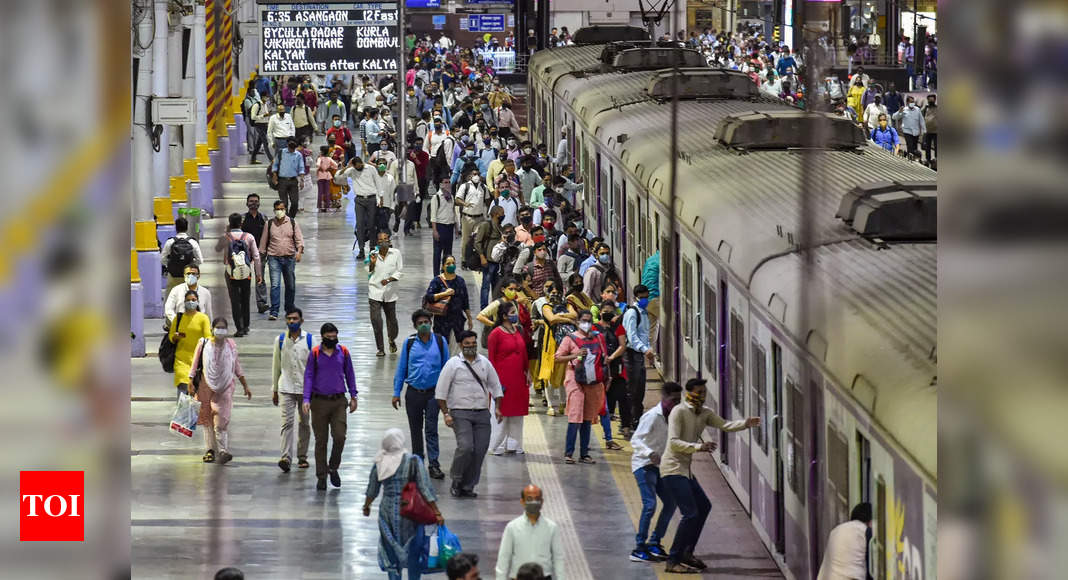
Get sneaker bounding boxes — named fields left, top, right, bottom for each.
left=665, top=561, right=699, bottom=574
left=376, top=350, right=386, bottom=357
left=646, top=545, right=669, bottom=560
left=202, top=450, right=215, bottom=463
left=389, top=341, right=398, bottom=354
left=278, top=456, right=291, bottom=473
left=428, top=465, right=445, bottom=480
left=491, top=448, right=504, bottom=456
left=328, top=469, right=341, bottom=488
left=316, top=478, right=327, bottom=491
left=217, top=451, right=233, bottom=465
left=297, top=457, right=310, bottom=469
left=268, top=314, right=278, bottom=321
left=546, top=407, right=557, bottom=417
left=630, top=549, right=655, bottom=563
left=683, top=555, right=707, bottom=570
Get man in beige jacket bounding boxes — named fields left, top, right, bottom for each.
left=660, top=377, right=760, bottom=574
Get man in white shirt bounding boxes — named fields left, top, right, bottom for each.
left=435, top=330, right=503, bottom=498
left=164, top=264, right=213, bottom=327
left=272, top=307, right=313, bottom=472
left=349, top=158, right=379, bottom=260
left=817, top=503, right=873, bottom=580
left=368, top=231, right=404, bottom=357
left=267, top=104, right=296, bottom=155
left=386, top=150, right=416, bottom=234
left=553, top=126, right=569, bottom=170
left=863, top=94, right=889, bottom=133
left=375, top=162, right=398, bottom=234
left=496, top=484, right=564, bottom=580
left=430, top=179, right=457, bottom=275
left=628, top=382, right=683, bottom=563
left=455, top=171, right=488, bottom=265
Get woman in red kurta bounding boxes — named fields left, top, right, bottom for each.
left=488, top=301, right=529, bottom=455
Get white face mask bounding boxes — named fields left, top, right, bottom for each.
left=275, top=209, right=286, bottom=219
left=184, top=300, right=199, bottom=311
left=214, top=328, right=229, bottom=337
left=471, top=175, right=481, bottom=184
left=578, top=321, right=592, bottom=333
left=185, top=274, right=198, bottom=286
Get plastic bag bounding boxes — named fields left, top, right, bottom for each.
left=437, top=523, right=462, bottom=564
left=169, top=393, right=201, bottom=438
left=423, top=527, right=442, bottom=573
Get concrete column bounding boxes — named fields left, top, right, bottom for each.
left=183, top=14, right=196, bottom=155
left=194, top=1, right=208, bottom=142
left=153, top=0, right=171, bottom=201
left=133, top=7, right=156, bottom=224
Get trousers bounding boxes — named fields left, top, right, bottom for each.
left=368, top=299, right=399, bottom=351
left=479, top=261, right=499, bottom=310
left=310, top=395, right=347, bottom=479
left=663, top=475, right=712, bottom=563
left=449, top=408, right=491, bottom=492
left=354, top=195, right=377, bottom=255
left=277, top=176, right=300, bottom=217
left=432, top=223, right=454, bottom=275
left=489, top=415, right=524, bottom=453
left=404, top=387, right=440, bottom=467
left=625, top=349, right=647, bottom=430
left=225, top=277, right=252, bottom=333
left=279, top=392, right=310, bottom=460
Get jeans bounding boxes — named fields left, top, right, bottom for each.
left=663, top=475, right=712, bottom=563
left=225, top=277, right=251, bottom=332
left=432, top=223, right=454, bottom=275
left=449, top=408, right=491, bottom=492
left=405, top=387, right=440, bottom=467
left=634, top=465, right=676, bottom=550
left=564, top=421, right=592, bottom=457
left=479, top=261, right=499, bottom=310
left=368, top=299, right=399, bottom=352
left=267, top=255, right=297, bottom=316
left=600, top=413, right=613, bottom=442
left=279, top=392, right=310, bottom=460
left=354, top=195, right=377, bottom=256
left=625, top=349, right=647, bottom=430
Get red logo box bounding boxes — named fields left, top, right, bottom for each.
left=19, top=471, right=84, bottom=541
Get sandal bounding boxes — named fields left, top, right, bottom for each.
left=564, top=455, right=576, bottom=464
left=605, top=440, right=624, bottom=451
left=202, top=450, right=215, bottom=463
left=579, top=456, right=597, bottom=464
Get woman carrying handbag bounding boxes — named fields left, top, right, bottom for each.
left=364, top=428, right=444, bottom=580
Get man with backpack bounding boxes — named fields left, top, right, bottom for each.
left=473, top=206, right=505, bottom=309
left=161, top=216, right=204, bottom=296
left=425, top=117, right=456, bottom=185
left=272, top=307, right=314, bottom=473
left=302, top=323, right=358, bottom=491
left=623, top=285, right=657, bottom=434
left=455, top=168, right=488, bottom=267
left=391, top=309, right=450, bottom=480
left=215, top=213, right=262, bottom=337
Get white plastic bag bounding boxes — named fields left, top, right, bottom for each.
left=169, top=393, right=201, bottom=438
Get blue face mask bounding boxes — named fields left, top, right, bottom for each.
left=287, top=322, right=301, bottom=332
left=637, top=297, right=650, bottom=310
left=507, top=313, right=519, bottom=324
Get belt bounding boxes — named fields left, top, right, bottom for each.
left=464, top=213, right=483, bottom=218
left=357, top=194, right=377, bottom=199
left=311, top=393, right=346, bottom=400
left=450, top=408, right=489, bottom=412
left=278, top=176, right=297, bottom=181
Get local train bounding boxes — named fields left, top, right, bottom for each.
left=527, top=32, right=937, bottom=580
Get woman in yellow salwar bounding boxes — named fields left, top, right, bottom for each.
left=535, top=280, right=577, bottom=416
left=168, top=289, right=212, bottom=400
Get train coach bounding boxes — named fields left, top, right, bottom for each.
left=528, top=33, right=937, bottom=580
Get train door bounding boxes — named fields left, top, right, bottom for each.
left=569, top=120, right=576, bottom=168
left=626, top=185, right=639, bottom=288
left=717, top=279, right=730, bottom=463
left=619, top=179, right=629, bottom=289
left=784, top=373, right=810, bottom=580
left=613, top=177, right=625, bottom=287
left=595, top=152, right=603, bottom=237
left=699, top=266, right=718, bottom=401
left=771, top=342, right=787, bottom=555
left=662, top=229, right=679, bottom=382
left=808, top=373, right=826, bottom=579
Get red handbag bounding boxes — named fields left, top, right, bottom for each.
left=399, top=457, right=438, bottom=524
left=422, top=275, right=451, bottom=317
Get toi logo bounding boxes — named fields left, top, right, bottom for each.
left=19, top=471, right=84, bottom=541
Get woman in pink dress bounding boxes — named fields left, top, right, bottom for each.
left=316, top=146, right=338, bottom=212
left=487, top=301, right=529, bottom=455
left=189, top=317, right=252, bottom=464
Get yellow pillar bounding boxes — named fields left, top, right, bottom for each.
left=153, top=197, right=175, bottom=224
left=184, top=158, right=200, bottom=181
left=134, top=221, right=158, bottom=251
left=170, top=176, right=189, bottom=202
left=131, top=249, right=141, bottom=283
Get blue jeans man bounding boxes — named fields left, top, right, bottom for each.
left=479, top=261, right=499, bottom=310
left=634, top=465, right=676, bottom=553
left=267, top=255, right=296, bottom=317
left=663, top=474, right=712, bottom=564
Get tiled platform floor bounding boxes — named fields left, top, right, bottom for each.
left=131, top=154, right=781, bottom=579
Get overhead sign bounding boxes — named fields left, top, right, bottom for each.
left=432, top=14, right=446, bottom=29
left=465, top=0, right=513, bottom=4
left=468, top=14, right=505, bottom=32
left=406, top=0, right=440, bottom=7
left=259, top=3, right=399, bottom=74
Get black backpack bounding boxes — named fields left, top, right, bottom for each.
left=463, top=219, right=487, bottom=270
left=499, top=243, right=521, bottom=276
left=166, top=237, right=196, bottom=278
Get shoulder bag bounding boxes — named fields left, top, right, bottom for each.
left=422, top=275, right=451, bottom=316
left=400, top=456, right=438, bottom=524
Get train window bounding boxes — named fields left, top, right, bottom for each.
left=682, top=258, right=694, bottom=345
left=729, top=313, right=745, bottom=413
left=827, top=426, right=850, bottom=526
left=702, top=281, right=716, bottom=374
left=751, top=341, right=768, bottom=453
left=627, top=199, right=638, bottom=271
left=786, top=379, right=805, bottom=502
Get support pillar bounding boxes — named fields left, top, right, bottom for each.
left=194, top=1, right=208, bottom=142
left=153, top=0, right=171, bottom=200
left=135, top=222, right=164, bottom=319
left=216, top=137, right=232, bottom=184
left=131, top=251, right=146, bottom=357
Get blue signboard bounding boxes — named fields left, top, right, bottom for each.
left=407, top=0, right=441, bottom=7
left=466, top=0, right=513, bottom=4
left=432, top=14, right=446, bottom=29
left=468, top=13, right=505, bottom=32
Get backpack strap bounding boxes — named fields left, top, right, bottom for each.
left=306, top=333, right=313, bottom=350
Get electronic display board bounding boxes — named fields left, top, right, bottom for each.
left=260, top=3, right=400, bottom=74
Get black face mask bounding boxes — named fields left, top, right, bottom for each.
left=322, top=337, right=338, bottom=349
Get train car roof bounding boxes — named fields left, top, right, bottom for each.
left=557, top=70, right=660, bottom=119
left=750, top=240, right=937, bottom=481
left=528, top=44, right=606, bottom=89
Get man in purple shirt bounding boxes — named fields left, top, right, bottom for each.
left=302, top=323, right=358, bottom=490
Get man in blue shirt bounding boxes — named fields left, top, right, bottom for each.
left=302, top=323, right=358, bottom=490
left=578, top=237, right=605, bottom=276
left=776, top=46, right=797, bottom=76
left=392, top=310, right=449, bottom=479
left=271, top=140, right=307, bottom=218
left=870, top=114, right=901, bottom=153
left=363, top=109, right=383, bottom=155
left=622, top=285, right=657, bottom=433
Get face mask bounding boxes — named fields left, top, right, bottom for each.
left=501, top=190, right=510, bottom=199
left=504, top=234, right=516, bottom=243
left=247, top=203, right=259, bottom=211
left=685, top=390, right=706, bottom=407
left=434, top=124, right=443, bottom=131
left=462, top=345, right=478, bottom=358
left=598, top=254, right=611, bottom=264
left=533, top=235, right=546, bottom=243
left=508, top=140, right=517, bottom=148
left=524, top=499, right=543, bottom=515
left=578, top=321, right=592, bottom=333
left=445, top=264, right=457, bottom=273
left=184, top=300, right=199, bottom=311
left=334, top=120, right=341, bottom=127
left=185, top=274, right=198, bottom=286
left=417, top=322, right=432, bottom=334
left=554, top=186, right=565, bottom=194
left=535, top=249, right=548, bottom=259
left=520, top=215, right=532, bottom=224
left=504, top=312, right=519, bottom=324
left=322, top=337, right=339, bottom=349
left=523, top=147, right=532, bottom=154
left=637, top=297, right=650, bottom=309
left=602, top=311, right=615, bottom=321
left=542, top=221, right=554, bottom=229
left=503, top=288, right=518, bottom=300
left=287, top=322, right=301, bottom=332
left=466, top=150, right=476, bottom=158
left=275, top=209, right=286, bottom=219
left=213, top=328, right=229, bottom=337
